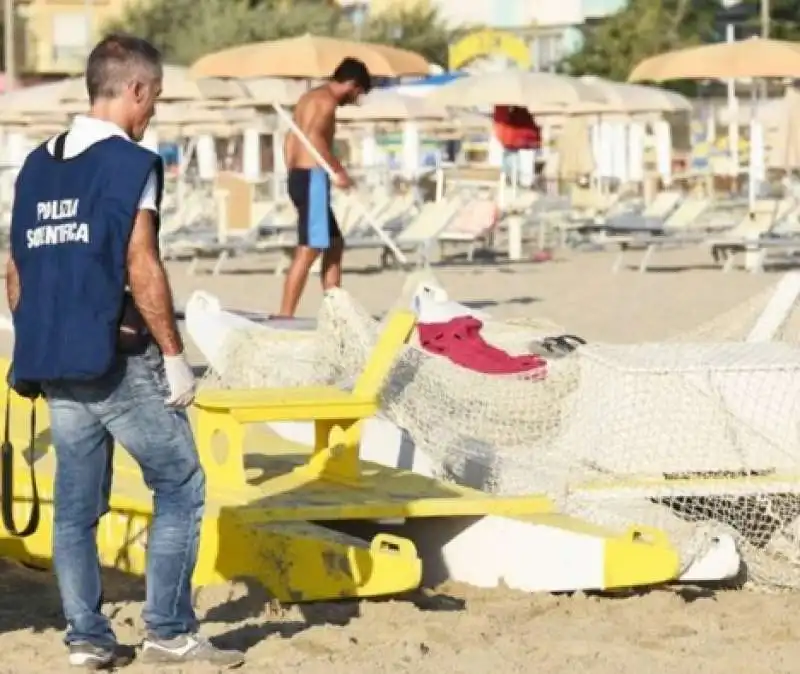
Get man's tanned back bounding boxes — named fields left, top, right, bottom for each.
left=284, top=87, right=337, bottom=170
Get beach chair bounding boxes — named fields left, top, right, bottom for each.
left=611, top=198, right=792, bottom=273
left=706, top=198, right=797, bottom=273
left=343, top=192, right=414, bottom=241
left=600, top=189, right=683, bottom=233
left=392, top=196, right=466, bottom=268
left=256, top=199, right=296, bottom=238
left=214, top=172, right=284, bottom=242
left=535, top=186, right=639, bottom=249
left=437, top=198, right=499, bottom=262
left=159, top=193, right=214, bottom=235
left=162, top=172, right=289, bottom=275
left=727, top=201, right=800, bottom=272
left=157, top=174, right=224, bottom=239
left=610, top=197, right=712, bottom=272
left=338, top=192, right=419, bottom=269
left=528, top=187, right=585, bottom=230
left=501, top=190, right=540, bottom=215
left=333, top=191, right=392, bottom=237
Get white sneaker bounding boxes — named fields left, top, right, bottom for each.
left=140, top=633, right=244, bottom=668
left=68, top=642, right=135, bottom=669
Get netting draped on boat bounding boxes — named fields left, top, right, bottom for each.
left=203, top=277, right=800, bottom=590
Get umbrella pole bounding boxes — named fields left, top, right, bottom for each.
left=177, top=135, right=198, bottom=217
left=724, top=25, right=741, bottom=202
left=511, top=152, right=519, bottom=201
left=747, top=85, right=757, bottom=211
left=271, top=103, right=408, bottom=265
left=744, top=82, right=764, bottom=272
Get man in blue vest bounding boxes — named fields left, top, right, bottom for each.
left=6, top=34, right=244, bottom=669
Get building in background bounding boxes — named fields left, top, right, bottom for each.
left=581, top=0, right=627, bottom=19
left=11, top=0, right=134, bottom=78
left=338, top=0, right=628, bottom=72
left=17, top=0, right=636, bottom=78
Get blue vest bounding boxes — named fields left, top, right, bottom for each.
left=10, top=134, right=164, bottom=382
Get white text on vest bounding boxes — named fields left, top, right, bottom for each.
left=28, top=199, right=89, bottom=248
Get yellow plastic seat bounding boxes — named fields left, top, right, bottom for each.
left=196, top=387, right=377, bottom=423
left=193, top=309, right=417, bottom=488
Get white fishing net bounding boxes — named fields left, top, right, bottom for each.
left=201, top=274, right=800, bottom=590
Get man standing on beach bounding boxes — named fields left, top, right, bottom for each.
left=277, top=57, right=372, bottom=317
left=6, top=34, right=243, bottom=669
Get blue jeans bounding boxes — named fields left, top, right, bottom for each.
left=42, top=344, right=205, bottom=647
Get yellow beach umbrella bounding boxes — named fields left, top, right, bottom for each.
left=629, top=37, right=800, bottom=82
left=190, top=34, right=430, bottom=79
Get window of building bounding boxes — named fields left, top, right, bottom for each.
left=531, top=33, right=563, bottom=72
left=51, top=13, right=90, bottom=65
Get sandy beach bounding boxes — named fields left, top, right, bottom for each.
left=2, top=245, right=799, bottom=674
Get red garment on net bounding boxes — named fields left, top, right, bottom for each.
left=417, top=316, right=547, bottom=377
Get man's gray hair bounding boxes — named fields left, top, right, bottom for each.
left=85, top=33, right=162, bottom=103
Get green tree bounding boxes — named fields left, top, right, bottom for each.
left=563, top=0, right=719, bottom=82
left=735, top=0, right=800, bottom=40
left=106, top=0, right=249, bottom=65
left=105, top=0, right=347, bottom=65
left=105, top=0, right=455, bottom=68
left=358, top=5, right=458, bottom=68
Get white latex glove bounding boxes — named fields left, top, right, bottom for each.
left=163, top=353, right=196, bottom=407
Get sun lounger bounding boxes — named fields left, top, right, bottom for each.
left=437, top=198, right=499, bottom=262
left=612, top=199, right=796, bottom=273
left=705, top=199, right=797, bottom=273
left=537, top=189, right=637, bottom=249
left=162, top=172, right=297, bottom=275
left=610, top=197, right=713, bottom=272
left=393, top=196, right=466, bottom=267
left=601, top=190, right=682, bottom=232
left=723, top=201, right=800, bottom=273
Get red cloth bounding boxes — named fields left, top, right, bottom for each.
left=417, top=316, right=547, bottom=377
left=493, top=105, right=541, bottom=151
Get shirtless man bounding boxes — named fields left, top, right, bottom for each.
left=278, top=57, right=372, bottom=317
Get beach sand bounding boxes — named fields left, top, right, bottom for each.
left=1, top=246, right=798, bottom=674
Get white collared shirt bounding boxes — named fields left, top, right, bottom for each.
left=45, top=115, right=158, bottom=211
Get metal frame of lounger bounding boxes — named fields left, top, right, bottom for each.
left=167, top=187, right=392, bottom=276
left=612, top=200, right=796, bottom=274
left=725, top=202, right=800, bottom=273
left=705, top=200, right=799, bottom=273
left=162, top=189, right=299, bottom=275
left=596, top=190, right=682, bottom=233
left=534, top=193, right=634, bottom=249
left=436, top=199, right=499, bottom=263
left=393, top=196, right=466, bottom=268
left=561, top=190, right=684, bottom=250
left=609, top=198, right=715, bottom=272
left=743, top=236, right=800, bottom=273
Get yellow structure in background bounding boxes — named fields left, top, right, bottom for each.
left=15, top=0, right=136, bottom=75
left=448, top=29, right=531, bottom=71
